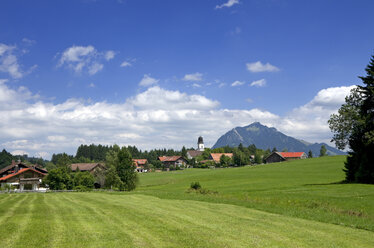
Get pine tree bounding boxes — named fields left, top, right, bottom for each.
left=308, top=150, right=313, bottom=158
left=346, top=56, right=374, bottom=183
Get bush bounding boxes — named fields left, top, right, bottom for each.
left=190, top=181, right=201, bottom=190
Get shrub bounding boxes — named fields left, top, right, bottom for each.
left=190, top=181, right=201, bottom=190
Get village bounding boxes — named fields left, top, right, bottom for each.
left=0, top=136, right=308, bottom=192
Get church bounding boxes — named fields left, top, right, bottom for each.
left=186, top=136, right=205, bottom=159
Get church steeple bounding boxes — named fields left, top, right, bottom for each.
left=197, top=136, right=205, bottom=151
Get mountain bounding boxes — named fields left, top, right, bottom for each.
left=212, top=122, right=346, bottom=156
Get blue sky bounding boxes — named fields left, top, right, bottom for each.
left=0, top=0, right=373, bottom=158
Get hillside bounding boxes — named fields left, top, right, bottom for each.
left=137, top=156, right=374, bottom=232
left=212, top=122, right=345, bottom=156
left=1, top=156, right=373, bottom=247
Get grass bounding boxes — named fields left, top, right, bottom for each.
left=0, top=155, right=373, bottom=247
left=136, top=156, right=374, bottom=231
left=0, top=193, right=373, bottom=247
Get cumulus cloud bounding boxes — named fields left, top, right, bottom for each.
left=182, top=72, right=203, bottom=81
left=231, top=80, right=244, bottom=87
left=120, top=61, right=132, bottom=67
left=139, top=74, right=159, bottom=87
left=105, top=50, right=115, bottom=61
left=250, top=79, right=266, bottom=87
left=246, top=61, right=280, bottom=73
left=216, top=0, right=239, bottom=9
left=58, top=45, right=114, bottom=75
left=0, top=80, right=353, bottom=159
left=0, top=43, right=23, bottom=79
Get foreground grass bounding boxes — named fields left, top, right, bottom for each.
left=136, top=156, right=374, bottom=231
left=0, top=192, right=373, bottom=248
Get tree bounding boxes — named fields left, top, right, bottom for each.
left=319, top=145, right=327, bottom=157
left=219, top=154, right=231, bottom=167
left=73, top=171, right=95, bottom=189
left=0, top=149, right=13, bottom=169
left=181, top=146, right=187, bottom=159
left=308, top=150, right=313, bottom=158
left=116, top=147, right=138, bottom=191
left=104, top=167, right=122, bottom=189
left=254, top=151, right=262, bottom=164
left=329, top=55, right=374, bottom=183
left=44, top=167, right=73, bottom=190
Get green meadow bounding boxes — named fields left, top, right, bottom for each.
left=0, top=156, right=373, bottom=247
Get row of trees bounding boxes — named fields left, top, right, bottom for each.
left=45, top=145, right=138, bottom=191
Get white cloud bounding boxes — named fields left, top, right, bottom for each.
left=139, top=74, right=159, bottom=87
left=120, top=61, right=132, bottom=67
left=0, top=43, right=23, bottom=79
left=88, top=83, right=95, bottom=88
left=182, top=72, right=203, bottom=81
left=88, top=63, right=104, bottom=75
left=250, top=79, right=266, bottom=87
left=231, top=80, right=244, bottom=87
left=58, top=45, right=112, bottom=75
left=192, top=83, right=201, bottom=88
left=0, top=80, right=354, bottom=159
left=246, top=61, right=280, bottom=73
left=216, top=0, right=239, bottom=9
left=105, top=50, right=115, bottom=61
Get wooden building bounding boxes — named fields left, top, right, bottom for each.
left=0, top=163, right=47, bottom=191
left=209, top=153, right=234, bottom=163
left=132, top=159, right=148, bottom=173
left=265, top=152, right=307, bottom=163
left=158, top=156, right=188, bottom=170
left=70, top=163, right=106, bottom=188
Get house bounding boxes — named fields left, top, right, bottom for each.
left=186, top=150, right=203, bottom=159
left=0, top=162, right=47, bottom=191
left=265, top=152, right=307, bottom=163
left=0, top=160, right=47, bottom=178
left=70, top=163, right=106, bottom=174
left=158, top=156, right=188, bottom=170
left=132, top=159, right=148, bottom=173
left=70, top=163, right=106, bottom=188
left=209, top=153, right=234, bottom=163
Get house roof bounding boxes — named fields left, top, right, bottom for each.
left=187, top=150, right=203, bottom=158
left=278, top=152, right=305, bottom=158
left=0, top=162, right=47, bottom=175
left=0, top=167, right=46, bottom=181
left=133, top=159, right=148, bottom=166
left=158, top=156, right=184, bottom=162
left=210, top=153, right=233, bottom=163
left=70, top=163, right=105, bottom=171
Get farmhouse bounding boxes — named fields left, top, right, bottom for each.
left=186, top=150, right=203, bottom=159
left=70, top=163, right=106, bottom=174
left=158, top=156, right=188, bottom=170
left=133, top=159, right=148, bottom=173
left=265, top=152, right=307, bottom=163
left=70, top=163, right=107, bottom=188
left=210, top=153, right=234, bottom=163
left=0, top=161, right=47, bottom=191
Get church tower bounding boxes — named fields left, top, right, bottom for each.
left=197, top=136, right=205, bottom=151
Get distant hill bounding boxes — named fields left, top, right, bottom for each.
left=212, top=122, right=345, bottom=156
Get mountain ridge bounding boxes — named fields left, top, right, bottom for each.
left=212, top=122, right=345, bottom=156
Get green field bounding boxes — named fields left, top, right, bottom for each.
left=0, top=156, right=373, bottom=247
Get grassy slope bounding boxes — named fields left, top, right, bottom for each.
left=0, top=193, right=373, bottom=248
left=136, top=156, right=374, bottom=231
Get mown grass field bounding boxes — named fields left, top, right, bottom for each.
left=0, top=156, right=373, bottom=247
left=137, top=156, right=374, bottom=232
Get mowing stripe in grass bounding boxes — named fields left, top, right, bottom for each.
left=0, top=194, right=38, bottom=248
left=60, top=193, right=136, bottom=248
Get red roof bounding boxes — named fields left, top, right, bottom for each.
left=0, top=168, right=46, bottom=181
left=158, top=156, right=183, bottom=162
left=210, top=153, right=233, bottom=163
left=279, top=152, right=305, bottom=158
left=133, top=159, right=148, bottom=165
